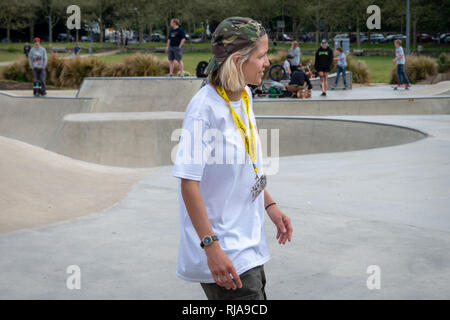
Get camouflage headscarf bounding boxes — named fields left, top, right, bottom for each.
left=205, top=17, right=266, bottom=75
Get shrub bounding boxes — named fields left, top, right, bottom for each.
left=2, top=52, right=183, bottom=87
left=59, top=57, right=107, bottom=87
left=160, top=59, right=180, bottom=75
left=46, top=53, right=66, bottom=86
left=389, top=55, right=438, bottom=84
left=437, top=53, right=450, bottom=73
left=346, top=55, right=370, bottom=84
left=2, top=58, right=33, bottom=82
left=124, top=53, right=165, bottom=76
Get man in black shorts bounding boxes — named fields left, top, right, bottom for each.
left=314, top=39, right=333, bottom=96
left=165, top=18, right=186, bottom=77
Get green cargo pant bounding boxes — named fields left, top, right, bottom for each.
left=200, top=265, right=267, bottom=300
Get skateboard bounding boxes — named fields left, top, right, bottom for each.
left=33, top=81, right=43, bottom=96
left=392, top=85, right=411, bottom=90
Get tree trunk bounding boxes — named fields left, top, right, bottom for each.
left=413, top=20, right=417, bottom=51
left=67, top=26, right=71, bottom=42
left=76, top=29, right=79, bottom=42
left=138, top=14, right=144, bottom=44
left=29, top=23, right=34, bottom=42
left=99, top=14, right=104, bottom=43
left=356, top=16, right=360, bottom=49
left=120, top=29, right=124, bottom=51
left=315, top=16, right=320, bottom=47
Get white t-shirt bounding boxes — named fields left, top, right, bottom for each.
left=396, top=46, right=405, bottom=64
left=289, top=47, right=301, bottom=66
left=172, top=83, right=270, bottom=283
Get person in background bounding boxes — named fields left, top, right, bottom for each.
left=393, top=39, right=411, bottom=90
left=332, top=47, right=347, bottom=90
left=24, top=42, right=31, bottom=58
left=283, top=54, right=293, bottom=80
left=286, top=66, right=312, bottom=99
left=28, top=37, right=47, bottom=96
left=289, top=41, right=300, bottom=71
left=165, top=18, right=186, bottom=77
left=314, top=39, right=333, bottom=96
left=73, top=42, right=81, bottom=57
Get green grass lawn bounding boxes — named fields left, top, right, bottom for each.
left=353, top=56, right=394, bottom=83
left=0, top=51, right=27, bottom=62
left=0, top=43, right=442, bottom=83
left=95, top=51, right=213, bottom=76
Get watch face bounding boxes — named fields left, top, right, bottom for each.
left=203, top=236, right=212, bottom=245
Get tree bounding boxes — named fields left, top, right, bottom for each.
left=0, top=0, right=32, bottom=42
left=20, top=0, right=41, bottom=42
left=40, top=0, right=66, bottom=42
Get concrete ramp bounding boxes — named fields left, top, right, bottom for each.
left=76, top=77, right=204, bottom=112
left=46, top=112, right=426, bottom=167
left=0, top=135, right=152, bottom=233
left=0, top=91, right=94, bottom=148
left=253, top=96, right=450, bottom=116
left=48, top=112, right=185, bottom=167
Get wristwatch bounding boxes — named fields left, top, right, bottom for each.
left=200, top=235, right=218, bottom=248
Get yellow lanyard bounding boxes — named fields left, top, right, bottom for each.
left=215, top=86, right=258, bottom=175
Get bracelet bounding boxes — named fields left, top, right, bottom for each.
left=265, top=202, right=276, bottom=211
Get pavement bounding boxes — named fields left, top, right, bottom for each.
left=0, top=78, right=449, bottom=299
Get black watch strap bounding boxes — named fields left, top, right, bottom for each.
left=200, top=235, right=218, bottom=248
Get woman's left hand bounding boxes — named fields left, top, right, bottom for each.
left=266, top=205, right=293, bottom=245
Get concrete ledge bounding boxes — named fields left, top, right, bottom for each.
left=0, top=92, right=94, bottom=148
left=76, top=77, right=204, bottom=112
left=254, top=97, right=450, bottom=116
left=48, top=112, right=186, bottom=167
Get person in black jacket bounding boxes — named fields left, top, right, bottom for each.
left=286, top=66, right=312, bottom=98
left=314, top=39, right=333, bottom=96
left=24, top=42, right=31, bottom=58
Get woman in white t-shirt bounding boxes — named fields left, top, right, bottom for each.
left=172, top=17, right=293, bottom=300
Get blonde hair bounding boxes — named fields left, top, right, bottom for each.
left=171, top=18, right=180, bottom=26
left=395, top=39, right=402, bottom=45
left=208, top=42, right=258, bottom=92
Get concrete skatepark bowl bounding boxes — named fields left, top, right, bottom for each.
left=0, top=77, right=449, bottom=299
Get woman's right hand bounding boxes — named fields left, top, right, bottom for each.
left=205, top=242, right=243, bottom=290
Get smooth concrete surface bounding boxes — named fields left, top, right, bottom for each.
left=0, top=91, right=94, bottom=148
left=1, top=78, right=450, bottom=299
left=46, top=112, right=427, bottom=167
left=0, top=135, right=153, bottom=233
left=48, top=112, right=185, bottom=167
left=0, top=114, right=449, bottom=299
left=76, top=77, right=204, bottom=112
left=253, top=96, right=450, bottom=116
